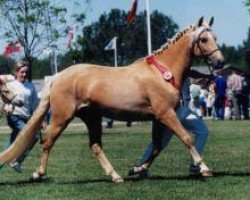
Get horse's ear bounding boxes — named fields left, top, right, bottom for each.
left=209, top=16, right=214, bottom=27
left=197, top=16, right=204, bottom=27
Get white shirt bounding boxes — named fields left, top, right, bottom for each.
left=7, top=80, right=38, bottom=117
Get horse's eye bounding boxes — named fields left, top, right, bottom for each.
left=200, top=38, right=208, bottom=43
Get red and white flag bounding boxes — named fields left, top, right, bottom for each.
left=4, top=41, right=21, bottom=57
left=127, top=0, right=138, bottom=24
left=66, top=26, right=75, bottom=48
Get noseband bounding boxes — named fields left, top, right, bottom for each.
left=192, top=28, right=220, bottom=62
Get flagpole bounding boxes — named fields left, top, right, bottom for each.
left=50, top=44, right=58, bottom=74
left=145, top=0, right=152, bottom=55
left=114, top=37, right=117, bottom=67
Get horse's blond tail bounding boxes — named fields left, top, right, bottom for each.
left=0, top=77, right=54, bottom=165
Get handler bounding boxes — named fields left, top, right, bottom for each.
left=129, top=77, right=210, bottom=177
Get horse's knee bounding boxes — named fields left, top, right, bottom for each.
left=41, top=136, right=53, bottom=151
left=182, top=134, right=193, bottom=148
left=91, top=143, right=102, bottom=156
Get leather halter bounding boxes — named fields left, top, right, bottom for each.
left=192, top=28, right=220, bottom=59
left=145, top=55, right=180, bottom=90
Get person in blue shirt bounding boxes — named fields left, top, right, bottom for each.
left=2, top=61, right=39, bottom=173
left=128, top=77, right=210, bottom=178
left=214, top=71, right=227, bottom=120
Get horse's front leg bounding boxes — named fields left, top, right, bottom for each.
left=157, top=109, right=211, bottom=175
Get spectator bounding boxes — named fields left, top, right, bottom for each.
left=241, top=74, right=250, bottom=120
left=206, top=80, right=216, bottom=118
left=189, top=78, right=201, bottom=117
left=227, top=70, right=244, bottom=120
left=3, top=61, right=39, bottom=173
left=214, top=71, right=227, bottom=120
left=199, top=83, right=208, bottom=117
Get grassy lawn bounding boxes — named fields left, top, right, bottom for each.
left=0, top=120, right=249, bottom=200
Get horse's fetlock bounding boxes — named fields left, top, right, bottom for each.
left=38, top=166, right=46, bottom=175
left=91, top=143, right=102, bottom=156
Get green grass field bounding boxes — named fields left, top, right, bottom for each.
left=0, top=120, right=249, bottom=200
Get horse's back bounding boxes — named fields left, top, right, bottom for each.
left=50, top=63, right=153, bottom=117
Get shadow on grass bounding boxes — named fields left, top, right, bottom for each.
left=59, top=175, right=204, bottom=185
left=57, top=171, right=250, bottom=185
left=213, top=171, right=250, bottom=177
left=1, top=171, right=250, bottom=186
left=0, top=177, right=52, bottom=186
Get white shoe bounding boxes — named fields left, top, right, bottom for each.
left=9, top=162, right=23, bottom=173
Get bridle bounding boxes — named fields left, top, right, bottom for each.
left=191, top=27, right=220, bottom=72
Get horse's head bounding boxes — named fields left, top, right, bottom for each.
left=191, top=17, right=225, bottom=69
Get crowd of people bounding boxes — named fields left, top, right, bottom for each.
left=189, top=69, right=250, bottom=120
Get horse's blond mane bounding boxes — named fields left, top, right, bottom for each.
left=131, top=25, right=196, bottom=65
left=153, top=25, right=195, bottom=55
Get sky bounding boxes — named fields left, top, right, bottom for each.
left=82, top=0, right=250, bottom=47
left=1, top=0, right=249, bottom=56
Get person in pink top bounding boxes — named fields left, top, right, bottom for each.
left=227, top=70, right=244, bottom=120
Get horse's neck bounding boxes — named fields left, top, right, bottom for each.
left=155, top=35, right=192, bottom=85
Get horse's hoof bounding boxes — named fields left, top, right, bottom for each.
left=31, top=171, right=44, bottom=181
left=113, top=177, right=124, bottom=183
left=200, top=170, right=213, bottom=177
left=190, top=169, right=213, bottom=178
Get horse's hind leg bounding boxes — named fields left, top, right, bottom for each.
left=82, top=114, right=124, bottom=183
left=32, top=116, right=71, bottom=180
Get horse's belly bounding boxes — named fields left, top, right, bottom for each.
left=77, top=104, right=154, bottom=121
left=102, top=109, right=154, bottom=121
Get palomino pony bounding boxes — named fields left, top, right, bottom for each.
left=0, top=17, right=224, bottom=183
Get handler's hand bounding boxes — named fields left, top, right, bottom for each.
left=40, top=121, right=48, bottom=130
left=4, top=104, right=14, bottom=115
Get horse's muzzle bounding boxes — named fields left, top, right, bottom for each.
left=213, top=59, right=225, bottom=69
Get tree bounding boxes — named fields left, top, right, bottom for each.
left=0, top=56, right=15, bottom=74
left=0, top=0, right=62, bottom=80
left=244, top=0, right=250, bottom=72
left=76, top=9, right=179, bottom=67
left=220, top=44, right=244, bottom=66
left=243, top=27, right=250, bottom=72
left=246, top=0, right=250, bottom=13
left=0, top=0, right=90, bottom=80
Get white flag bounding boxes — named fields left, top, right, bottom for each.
left=66, top=26, right=75, bottom=48
left=104, top=37, right=117, bottom=51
